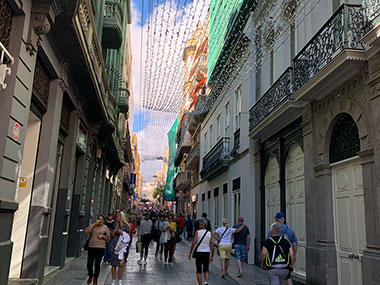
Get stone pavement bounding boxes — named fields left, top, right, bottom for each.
left=43, top=240, right=269, bottom=285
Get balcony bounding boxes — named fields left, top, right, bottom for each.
left=200, top=137, right=230, bottom=181
left=249, top=68, right=302, bottom=139
left=292, top=4, right=366, bottom=102
left=118, top=88, right=130, bottom=113
left=174, top=129, right=192, bottom=166
left=107, top=95, right=117, bottom=131
left=186, top=142, right=200, bottom=170
left=103, top=1, right=123, bottom=49
left=174, top=171, right=191, bottom=191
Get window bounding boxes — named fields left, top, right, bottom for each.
left=270, top=50, right=274, bottom=85
left=290, top=20, right=296, bottom=62
left=233, top=191, right=241, bottom=224
left=209, top=125, right=213, bottom=149
left=223, top=194, right=228, bottom=219
left=215, top=198, right=220, bottom=227
left=233, top=178, right=241, bottom=224
left=204, top=132, right=207, bottom=154
left=224, top=102, right=230, bottom=136
left=235, top=86, right=242, bottom=130
left=216, top=114, right=221, bottom=140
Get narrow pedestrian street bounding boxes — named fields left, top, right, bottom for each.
left=43, top=240, right=268, bottom=285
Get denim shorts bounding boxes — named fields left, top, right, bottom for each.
left=233, top=244, right=246, bottom=260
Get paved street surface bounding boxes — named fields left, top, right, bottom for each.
left=43, top=240, right=269, bottom=285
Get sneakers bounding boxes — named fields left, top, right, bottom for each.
left=159, top=255, right=163, bottom=261
left=111, top=280, right=115, bottom=285
left=142, top=260, right=147, bottom=265
left=168, top=262, right=172, bottom=266
left=118, top=280, right=122, bottom=285
left=237, top=272, right=243, bottom=278
left=137, top=260, right=142, bottom=265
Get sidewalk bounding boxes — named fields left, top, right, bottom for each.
left=42, top=240, right=269, bottom=285
left=182, top=238, right=269, bottom=285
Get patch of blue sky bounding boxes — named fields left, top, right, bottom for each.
left=133, top=0, right=195, bottom=27
left=132, top=107, right=147, bottom=133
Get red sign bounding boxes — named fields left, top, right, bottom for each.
left=13, top=123, right=20, bottom=141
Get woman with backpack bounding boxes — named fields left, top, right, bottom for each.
left=261, top=222, right=295, bottom=285
left=213, top=219, right=246, bottom=278
left=188, top=219, right=214, bottom=285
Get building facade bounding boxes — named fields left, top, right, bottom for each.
left=0, top=0, right=133, bottom=283
left=196, top=0, right=257, bottom=264
left=174, top=16, right=209, bottom=215
left=248, top=0, right=380, bottom=284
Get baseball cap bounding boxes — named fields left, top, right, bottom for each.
left=275, top=212, right=285, bottom=219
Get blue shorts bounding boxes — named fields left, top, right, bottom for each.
left=234, top=244, right=246, bottom=260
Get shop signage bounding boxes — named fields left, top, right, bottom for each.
left=13, top=122, right=20, bottom=141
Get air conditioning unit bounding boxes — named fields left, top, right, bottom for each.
left=0, top=41, right=14, bottom=90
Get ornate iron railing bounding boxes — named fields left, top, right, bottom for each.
left=200, top=137, right=230, bottom=178
left=364, top=0, right=380, bottom=29
left=0, top=0, right=13, bottom=48
left=186, top=142, right=200, bottom=168
left=174, top=171, right=191, bottom=190
left=249, top=68, right=293, bottom=132
left=293, top=4, right=365, bottom=92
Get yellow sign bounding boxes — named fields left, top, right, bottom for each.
left=19, top=177, right=27, bottom=188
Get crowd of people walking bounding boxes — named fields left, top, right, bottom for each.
left=84, top=205, right=298, bottom=285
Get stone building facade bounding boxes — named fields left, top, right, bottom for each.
left=248, top=0, right=380, bottom=284
left=0, top=0, right=133, bottom=283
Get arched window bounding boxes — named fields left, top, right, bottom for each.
left=330, top=114, right=360, bottom=163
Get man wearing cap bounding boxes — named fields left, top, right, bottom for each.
left=233, top=216, right=251, bottom=277
left=267, top=212, right=298, bottom=285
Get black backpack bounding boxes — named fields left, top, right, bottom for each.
left=265, top=236, right=290, bottom=269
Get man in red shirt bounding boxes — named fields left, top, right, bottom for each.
left=178, top=214, right=185, bottom=239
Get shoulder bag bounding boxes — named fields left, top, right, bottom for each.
left=216, top=227, right=229, bottom=256
left=192, top=230, right=208, bottom=259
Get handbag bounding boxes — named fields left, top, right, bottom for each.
left=136, top=241, right=142, bottom=253
left=192, top=230, right=208, bottom=259
left=216, top=227, right=229, bottom=256
left=84, top=229, right=93, bottom=251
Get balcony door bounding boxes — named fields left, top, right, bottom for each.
left=264, top=156, right=280, bottom=232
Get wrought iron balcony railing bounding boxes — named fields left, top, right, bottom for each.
left=103, top=1, right=123, bottom=49
left=186, top=142, right=200, bottom=169
left=200, top=137, right=230, bottom=179
left=174, top=171, right=191, bottom=191
left=249, top=68, right=293, bottom=132
left=293, top=4, right=365, bottom=92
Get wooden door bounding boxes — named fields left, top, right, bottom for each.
left=332, top=157, right=366, bottom=285
left=265, top=156, right=280, bottom=232
left=285, top=144, right=306, bottom=277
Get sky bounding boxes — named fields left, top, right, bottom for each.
left=130, top=0, right=209, bottom=183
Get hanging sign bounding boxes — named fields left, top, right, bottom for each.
left=77, top=122, right=87, bottom=152
left=13, top=123, right=20, bottom=141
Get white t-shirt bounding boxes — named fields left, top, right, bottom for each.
left=215, top=227, right=236, bottom=246
left=196, top=229, right=211, bottom=252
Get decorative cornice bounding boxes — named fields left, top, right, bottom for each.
left=26, top=2, right=56, bottom=55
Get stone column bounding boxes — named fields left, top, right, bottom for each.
left=21, top=78, right=64, bottom=282
left=0, top=2, right=37, bottom=282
